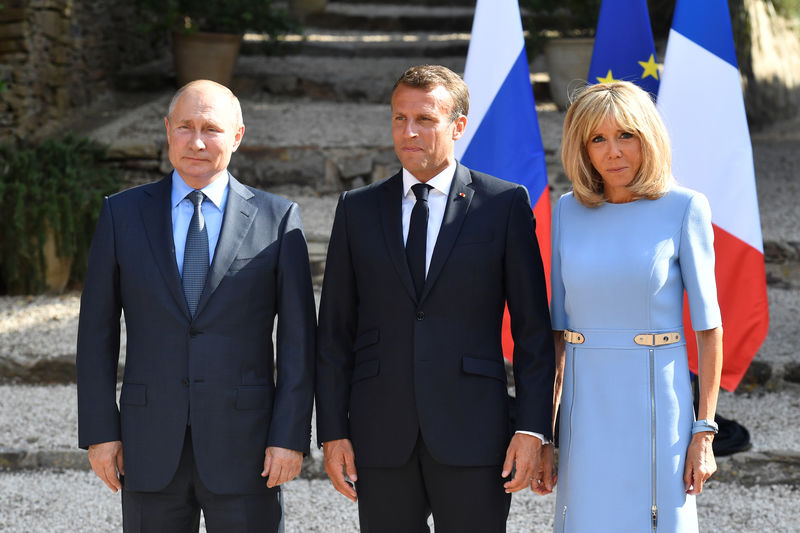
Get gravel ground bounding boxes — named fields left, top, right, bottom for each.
left=2, top=384, right=799, bottom=454
left=756, top=288, right=800, bottom=369
left=1, top=471, right=798, bottom=532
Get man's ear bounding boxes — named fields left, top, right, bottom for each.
left=231, top=124, right=245, bottom=152
left=452, top=115, right=467, bottom=141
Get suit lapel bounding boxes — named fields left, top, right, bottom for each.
left=195, top=174, right=257, bottom=317
left=380, top=172, right=418, bottom=303
left=422, top=164, right=474, bottom=302
left=141, top=176, right=188, bottom=316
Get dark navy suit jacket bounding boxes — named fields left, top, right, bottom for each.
left=77, top=174, right=316, bottom=494
left=316, top=163, right=555, bottom=468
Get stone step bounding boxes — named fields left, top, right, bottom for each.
left=304, top=3, right=475, bottom=32
left=234, top=54, right=467, bottom=103
left=117, top=52, right=552, bottom=106
left=79, top=92, right=566, bottom=190
left=116, top=34, right=477, bottom=95
left=241, top=30, right=471, bottom=58
left=329, top=0, right=475, bottom=6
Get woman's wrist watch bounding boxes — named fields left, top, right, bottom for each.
left=692, top=418, right=719, bottom=435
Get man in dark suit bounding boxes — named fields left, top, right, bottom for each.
left=316, top=65, right=556, bottom=532
left=77, top=80, right=316, bottom=532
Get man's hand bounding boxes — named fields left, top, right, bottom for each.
left=501, top=433, right=554, bottom=494
left=88, top=440, right=124, bottom=493
left=322, top=438, right=358, bottom=502
left=261, top=447, right=303, bottom=488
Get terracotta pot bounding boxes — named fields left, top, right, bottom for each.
left=289, top=0, right=327, bottom=17
left=544, top=37, right=595, bottom=110
left=172, top=31, right=242, bottom=88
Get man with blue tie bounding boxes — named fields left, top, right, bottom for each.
left=77, top=80, right=316, bottom=532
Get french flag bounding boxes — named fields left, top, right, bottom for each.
left=456, top=0, right=550, bottom=361
left=658, top=1, right=769, bottom=391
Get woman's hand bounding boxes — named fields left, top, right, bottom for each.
left=684, top=432, right=716, bottom=494
left=686, top=326, right=722, bottom=495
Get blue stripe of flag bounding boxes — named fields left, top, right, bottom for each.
left=460, top=49, right=548, bottom=200
left=671, top=0, right=738, bottom=68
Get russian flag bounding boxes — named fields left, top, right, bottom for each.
left=456, top=0, right=550, bottom=361
left=658, top=1, right=769, bottom=391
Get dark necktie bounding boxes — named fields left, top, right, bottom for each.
left=406, top=183, right=432, bottom=301
left=182, top=190, right=209, bottom=317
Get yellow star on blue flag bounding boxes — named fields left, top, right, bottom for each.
left=638, top=54, right=659, bottom=80
left=596, top=70, right=619, bottom=84
left=587, top=0, right=660, bottom=96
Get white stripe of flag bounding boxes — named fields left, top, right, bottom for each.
left=658, top=1, right=769, bottom=391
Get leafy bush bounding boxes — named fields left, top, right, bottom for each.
left=135, top=0, right=296, bottom=35
left=0, top=136, right=118, bottom=294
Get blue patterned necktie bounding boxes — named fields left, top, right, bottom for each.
left=406, top=183, right=431, bottom=301
left=182, top=190, right=209, bottom=317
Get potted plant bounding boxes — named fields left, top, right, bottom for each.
left=0, top=136, right=118, bottom=294
left=521, top=0, right=601, bottom=109
left=135, top=0, right=297, bottom=87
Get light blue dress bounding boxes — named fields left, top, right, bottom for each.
left=550, top=186, right=722, bottom=533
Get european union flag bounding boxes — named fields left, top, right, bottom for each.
left=587, top=0, right=660, bottom=96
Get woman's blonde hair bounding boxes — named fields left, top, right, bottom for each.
left=561, top=81, right=673, bottom=206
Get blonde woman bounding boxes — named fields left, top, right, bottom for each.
left=549, top=81, right=723, bottom=532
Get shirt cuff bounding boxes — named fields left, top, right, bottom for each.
left=515, top=430, right=550, bottom=444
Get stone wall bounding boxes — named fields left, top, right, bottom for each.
left=0, top=0, right=166, bottom=143
left=740, top=0, right=800, bottom=128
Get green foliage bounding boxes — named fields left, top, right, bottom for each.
left=520, top=0, right=602, bottom=57
left=0, top=136, right=118, bottom=294
left=770, top=0, right=800, bottom=19
left=135, top=0, right=297, bottom=35
left=521, top=0, right=602, bottom=37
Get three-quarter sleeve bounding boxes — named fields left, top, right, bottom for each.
left=679, top=192, right=722, bottom=331
left=550, top=194, right=567, bottom=330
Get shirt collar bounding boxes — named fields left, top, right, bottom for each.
left=171, top=171, right=229, bottom=210
left=402, top=162, right=456, bottom=199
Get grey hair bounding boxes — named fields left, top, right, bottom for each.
left=166, top=79, right=243, bottom=128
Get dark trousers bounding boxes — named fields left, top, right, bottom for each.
left=355, top=434, right=511, bottom=533
left=122, top=429, right=283, bottom=533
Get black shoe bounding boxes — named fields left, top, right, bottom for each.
left=712, top=413, right=752, bottom=456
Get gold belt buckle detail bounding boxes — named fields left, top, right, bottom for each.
left=634, top=332, right=681, bottom=346
left=564, top=330, right=585, bottom=344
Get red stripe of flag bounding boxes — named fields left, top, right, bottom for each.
left=683, top=224, right=769, bottom=391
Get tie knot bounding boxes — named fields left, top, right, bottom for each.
left=187, top=190, right=205, bottom=207
left=411, top=183, right=431, bottom=202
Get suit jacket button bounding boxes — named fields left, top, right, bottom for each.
left=416, top=311, right=425, bottom=321
left=182, top=379, right=189, bottom=387
left=189, top=328, right=200, bottom=337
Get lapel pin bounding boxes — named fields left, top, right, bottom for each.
left=458, top=192, right=466, bottom=198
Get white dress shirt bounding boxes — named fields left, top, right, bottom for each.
left=400, top=163, right=547, bottom=445
left=171, top=171, right=229, bottom=275
left=401, top=164, right=455, bottom=275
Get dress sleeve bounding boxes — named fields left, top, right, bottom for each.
left=680, top=192, right=722, bottom=331
left=550, top=195, right=567, bottom=330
